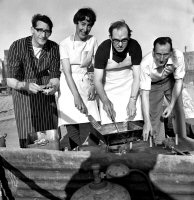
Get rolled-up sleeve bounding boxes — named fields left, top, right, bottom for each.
left=173, top=50, right=185, bottom=80
left=140, top=59, right=152, bottom=91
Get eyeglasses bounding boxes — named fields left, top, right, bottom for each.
left=34, top=28, right=51, bottom=36
left=112, top=38, right=129, bottom=45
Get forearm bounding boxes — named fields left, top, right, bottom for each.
left=6, top=78, right=27, bottom=90
left=95, top=81, right=109, bottom=103
left=130, top=77, right=140, bottom=100
left=61, top=58, right=80, bottom=98
left=141, top=90, right=151, bottom=124
left=95, top=75, right=115, bottom=120
left=169, top=79, right=183, bottom=108
left=63, top=72, right=80, bottom=98
left=130, top=65, right=140, bottom=99
left=94, top=68, right=109, bottom=103
left=48, top=78, right=59, bottom=86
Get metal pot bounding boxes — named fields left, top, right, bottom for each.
left=97, top=121, right=143, bottom=145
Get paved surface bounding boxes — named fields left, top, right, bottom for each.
left=0, top=95, right=19, bottom=148
left=0, top=95, right=89, bottom=149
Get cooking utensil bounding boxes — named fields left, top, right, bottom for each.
left=96, top=121, right=143, bottom=145
left=85, top=114, right=108, bottom=144
left=86, top=114, right=101, bottom=131
left=110, top=115, right=120, bottom=134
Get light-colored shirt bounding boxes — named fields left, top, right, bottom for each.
left=140, top=49, right=185, bottom=90
left=60, top=35, right=98, bottom=65
left=33, top=46, right=42, bottom=58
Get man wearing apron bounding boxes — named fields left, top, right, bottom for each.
left=7, top=14, right=60, bottom=148
left=94, top=20, right=143, bottom=125
left=140, top=37, right=186, bottom=144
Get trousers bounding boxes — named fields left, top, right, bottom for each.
left=150, top=76, right=174, bottom=142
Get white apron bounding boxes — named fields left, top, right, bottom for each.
left=58, top=38, right=100, bottom=126
left=100, top=46, right=143, bottom=124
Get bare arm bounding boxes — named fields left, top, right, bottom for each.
left=43, top=78, right=60, bottom=95
left=130, top=65, right=140, bottom=99
left=7, top=78, right=42, bottom=94
left=7, top=78, right=27, bottom=90
left=163, top=78, right=183, bottom=118
left=61, top=58, right=87, bottom=114
left=141, top=90, right=152, bottom=141
left=126, top=65, right=140, bottom=119
left=94, top=68, right=115, bottom=120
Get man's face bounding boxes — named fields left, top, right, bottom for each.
left=153, top=43, right=172, bottom=68
left=111, top=27, right=129, bottom=53
left=31, top=21, right=51, bottom=48
left=75, top=18, right=92, bottom=41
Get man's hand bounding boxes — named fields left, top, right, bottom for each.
left=163, top=104, right=173, bottom=118
left=42, top=78, right=59, bottom=95
left=103, top=99, right=116, bottom=121
left=143, top=121, right=152, bottom=141
left=25, top=83, right=42, bottom=94
left=74, top=94, right=88, bottom=114
left=126, top=99, right=137, bottom=120
left=87, top=85, right=96, bottom=101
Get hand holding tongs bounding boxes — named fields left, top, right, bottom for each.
left=110, top=115, right=120, bottom=134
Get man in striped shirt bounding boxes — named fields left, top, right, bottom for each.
left=7, top=14, right=61, bottom=148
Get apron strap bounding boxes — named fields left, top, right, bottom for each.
left=109, top=44, right=113, bottom=60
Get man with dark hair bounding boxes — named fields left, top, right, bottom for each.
left=94, top=20, right=143, bottom=125
left=7, top=14, right=61, bottom=148
left=31, top=14, right=53, bottom=32
left=140, top=37, right=185, bottom=144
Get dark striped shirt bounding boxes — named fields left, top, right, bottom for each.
left=7, top=36, right=61, bottom=139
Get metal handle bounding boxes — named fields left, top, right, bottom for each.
left=110, top=116, right=120, bottom=134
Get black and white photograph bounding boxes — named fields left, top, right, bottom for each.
left=0, top=0, right=194, bottom=199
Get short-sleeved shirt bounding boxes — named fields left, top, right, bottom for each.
left=94, top=39, right=142, bottom=69
left=140, top=49, right=185, bottom=91
left=60, top=35, right=98, bottom=65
